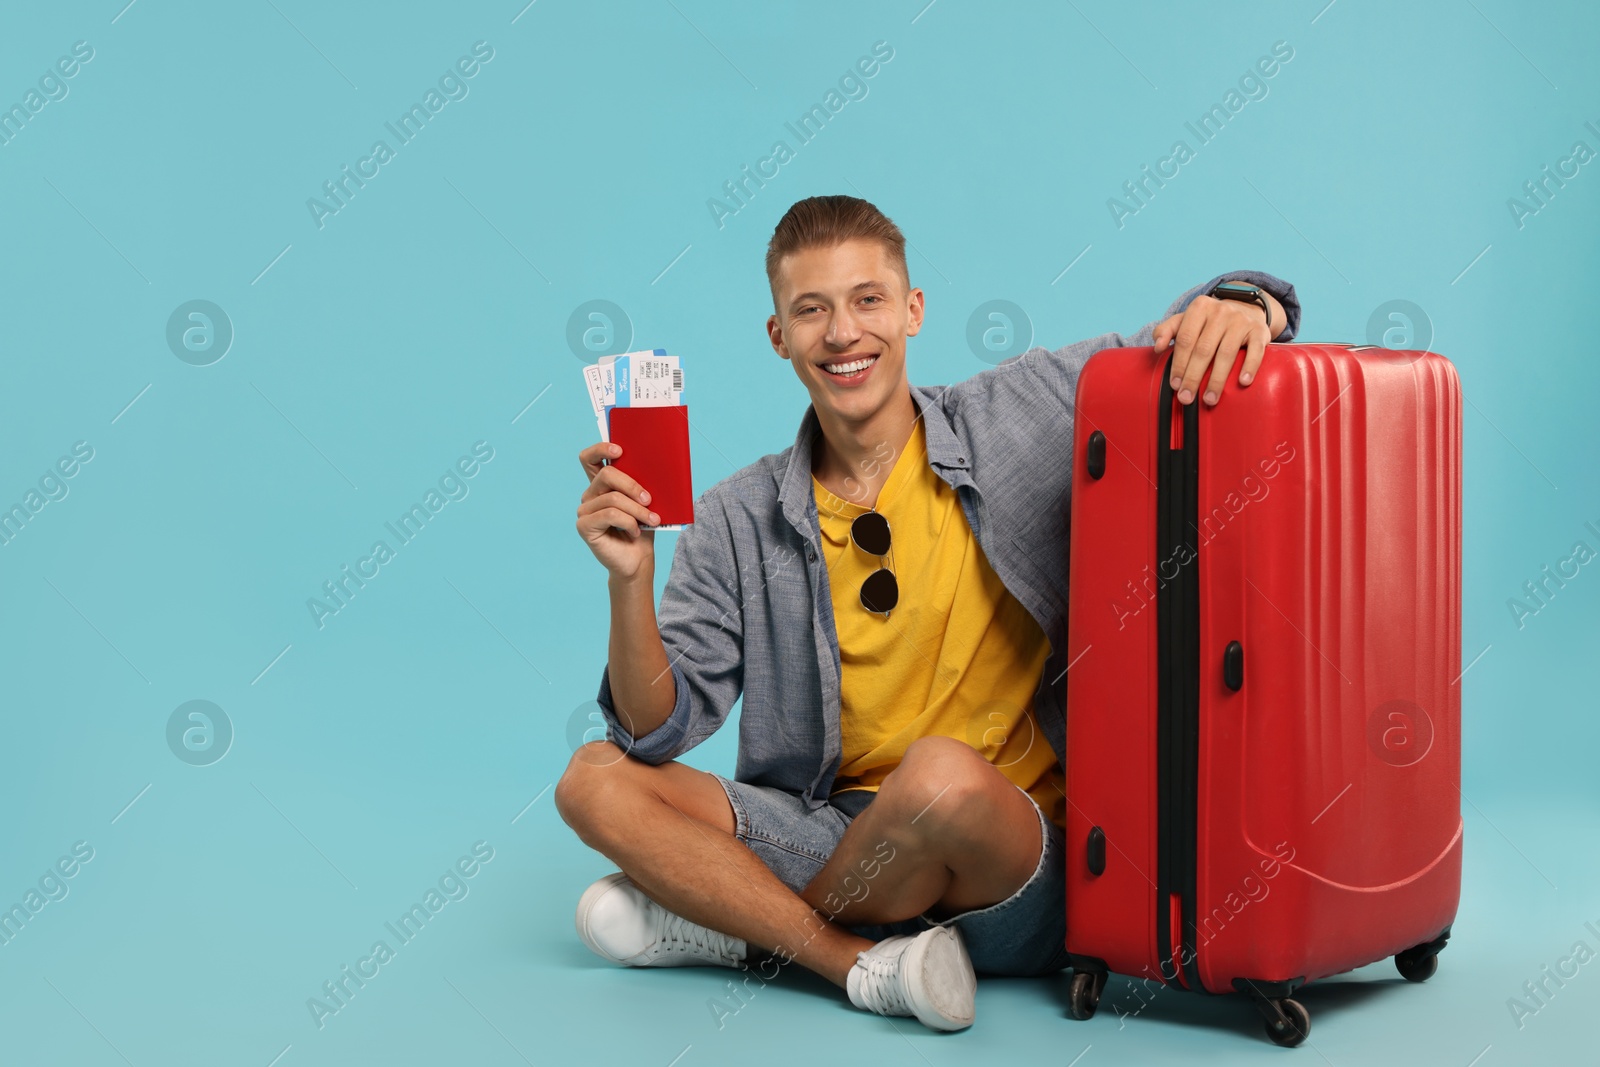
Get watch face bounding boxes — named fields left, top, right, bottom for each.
left=1216, top=282, right=1260, bottom=296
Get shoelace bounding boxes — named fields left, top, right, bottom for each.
left=656, top=907, right=734, bottom=961
left=853, top=945, right=912, bottom=1017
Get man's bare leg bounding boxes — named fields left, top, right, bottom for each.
left=555, top=741, right=874, bottom=988
left=799, top=736, right=1045, bottom=927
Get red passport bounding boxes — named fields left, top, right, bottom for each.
left=608, top=405, right=694, bottom=526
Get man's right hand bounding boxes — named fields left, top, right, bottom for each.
left=577, top=442, right=660, bottom=581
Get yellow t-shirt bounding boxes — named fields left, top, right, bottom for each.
left=812, top=417, right=1064, bottom=829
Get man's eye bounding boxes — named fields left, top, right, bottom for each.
left=860, top=295, right=882, bottom=306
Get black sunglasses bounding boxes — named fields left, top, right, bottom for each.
left=850, top=510, right=899, bottom=615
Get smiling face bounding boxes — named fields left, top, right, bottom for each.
left=766, top=238, right=924, bottom=429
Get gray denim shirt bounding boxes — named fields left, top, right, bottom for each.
left=598, top=270, right=1300, bottom=810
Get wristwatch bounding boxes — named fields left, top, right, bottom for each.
left=1209, top=281, right=1272, bottom=335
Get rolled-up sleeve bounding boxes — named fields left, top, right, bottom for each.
left=1121, top=269, right=1301, bottom=346
left=595, top=496, right=745, bottom=765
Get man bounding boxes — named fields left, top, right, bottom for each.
left=561, top=195, right=1298, bottom=1030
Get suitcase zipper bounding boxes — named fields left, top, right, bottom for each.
left=1156, top=359, right=1204, bottom=992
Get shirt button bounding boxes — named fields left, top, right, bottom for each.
left=807, top=547, right=816, bottom=561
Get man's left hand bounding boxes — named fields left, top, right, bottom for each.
left=1152, top=287, right=1286, bottom=406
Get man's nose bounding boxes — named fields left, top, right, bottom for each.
left=826, top=307, right=862, bottom=346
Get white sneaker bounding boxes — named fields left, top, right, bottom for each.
left=846, top=926, right=977, bottom=1031
left=575, top=872, right=746, bottom=968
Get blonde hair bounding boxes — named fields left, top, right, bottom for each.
left=765, top=195, right=909, bottom=300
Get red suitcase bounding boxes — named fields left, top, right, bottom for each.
left=1062, top=343, right=1462, bottom=1046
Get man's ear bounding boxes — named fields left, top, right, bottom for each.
left=767, top=314, right=790, bottom=360
left=904, top=287, right=926, bottom=338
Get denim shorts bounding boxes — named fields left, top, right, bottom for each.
left=712, top=774, right=1070, bottom=978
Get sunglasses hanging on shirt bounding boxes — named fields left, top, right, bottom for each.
left=850, top=509, right=899, bottom=616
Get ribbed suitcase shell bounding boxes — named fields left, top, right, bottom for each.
left=1064, top=344, right=1462, bottom=1000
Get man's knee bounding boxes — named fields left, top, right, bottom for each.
left=877, top=736, right=1004, bottom=835
left=554, top=741, right=633, bottom=839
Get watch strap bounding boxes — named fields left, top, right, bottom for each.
left=1209, top=282, right=1271, bottom=333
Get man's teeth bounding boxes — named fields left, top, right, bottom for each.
left=824, top=356, right=877, bottom=375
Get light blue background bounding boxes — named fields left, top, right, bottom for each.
left=1, top=1, right=1595, bottom=1064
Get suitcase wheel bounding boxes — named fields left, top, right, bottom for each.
left=1259, top=998, right=1311, bottom=1048
left=1395, top=926, right=1451, bottom=983
left=1394, top=946, right=1440, bottom=983
left=1066, top=969, right=1106, bottom=1021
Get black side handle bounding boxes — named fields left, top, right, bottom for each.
left=1086, top=431, right=1107, bottom=479
left=1223, top=641, right=1244, bottom=691
left=1086, top=826, right=1107, bottom=876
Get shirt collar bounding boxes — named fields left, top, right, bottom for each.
left=778, top=384, right=970, bottom=538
